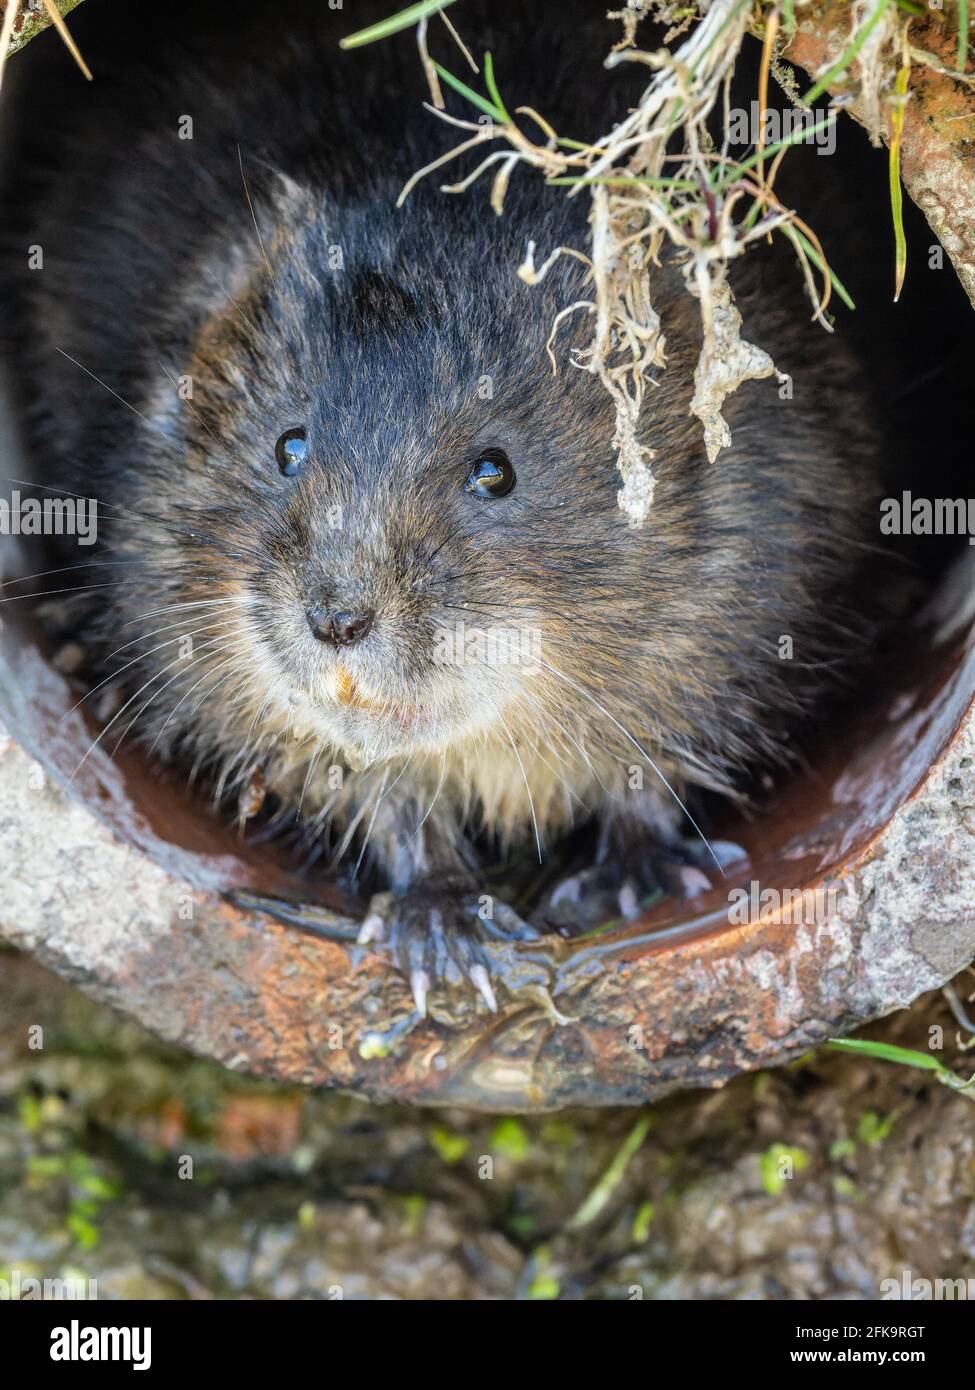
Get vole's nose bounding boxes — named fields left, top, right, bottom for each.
left=306, top=606, right=375, bottom=647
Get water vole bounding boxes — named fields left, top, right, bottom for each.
left=5, top=1, right=882, bottom=1014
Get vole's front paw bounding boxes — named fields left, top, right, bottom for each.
left=359, top=889, right=543, bottom=1017
left=535, top=838, right=747, bottom=936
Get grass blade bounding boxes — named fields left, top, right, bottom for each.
left=433, top=60, right=506, bottom=121
left=483, top=51, right=511, bottom=125
left=715, top=113, right=838, bottom=186
left=828, top=1038, right=975, bottom=1098
left=827, top=1038, right=945, bottom=1072
left=805, top=0, right=892, bottom=104
left=784, top=226, right=856, bottom=309
left=565, top=1116, right=652, bottom=1232
left=340, top=0, right=457, bottom=50
left=889, top=58, right=910, bottom=301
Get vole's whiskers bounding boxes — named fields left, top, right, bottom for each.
left=517, top=684, right=608, bottom=794
left=2, top=475, right=223, bottom=549
left=0, top=555, right=166, bottom=590
left=0, top=581, right=140, bottom=607
left=413, top=750, right=448, bottom=838
left=354, top=765, right=394, bottom=878
left=158, top=362, right=235, bottom=463
left=297, top=744, right=327, bottom=816
left=201, top=263, right=261, bottom=338
left=238, top=144, right=275, bottom=283
left=537, top=656, right=724, bottom=875
left=121, top=596, right=250, bottom=627
left=501, top=721, right=543, bottom=863
left=424, top=568, right=511, bottom=596
left=150, top=645, right=251, bottom=751
left=513, top=694, right=592, bottom=814
left=187, top=661, right=256, bottom=758
left=63, top=618, right=241, bottom=721
left=245, top=676, right=289, bottom=743
left=434, top=601, right=519, bottom=626
left=72, top=648, right=209, bottom=777
left=54, top=348, right=162, bottom=437
left=329, top=779, right=380, bottom=869
left=101, top=605, right=245, bottom=665
left=112, top=638, right=248, bottom=758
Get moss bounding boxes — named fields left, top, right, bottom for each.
left=760, top=1142, right=810, bottom=1196
left=5, top=0, right=85, bottom=61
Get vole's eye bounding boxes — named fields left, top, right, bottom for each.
left=465, top=448, right=515, bottom=498
left=275, top=427, right=307, bottom=477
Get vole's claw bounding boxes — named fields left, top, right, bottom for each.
left=677, top=865, right=711, bottom=898
left=616, top=879, right=641, bottom=920
left=686, top=838, right=748, bottom=872
left=357, top=910, right=386, bottom=946
left=359, top=887, right=543, bottom=1017
left=410, top=967, right=432, bottom=1018
left=537, top=836, right=735, bottom=936
left=233, top=886, right=553, bottom=1018
left=615, top=864, right=706, bottom=920
left=469, top=963, right=498, bottom=1013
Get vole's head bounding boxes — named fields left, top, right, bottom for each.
left=129, top=179, right=654, bottom=769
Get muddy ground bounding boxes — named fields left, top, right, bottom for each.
left=0, top=946, right=973, bottom=1300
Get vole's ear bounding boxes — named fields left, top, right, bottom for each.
left=267, top=169, right=319, bottom=219
left=259, top=168, right=339, bottom=296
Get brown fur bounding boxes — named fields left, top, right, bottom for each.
left=4, top=0, right=880, bottom=908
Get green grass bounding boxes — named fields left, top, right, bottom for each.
left=339, top=0, right=458, bottom=50
left=715, top=114, right=839, bottom=185
left=760, top=1142, right=810, bottom=1197
left=565, top=1115, right=652, bottom=1232
left=785, top=226, right=857, bottom=311
left=483, top=51, right=511, bottom=124
left=433, top=59, right=506, bottom=121
left=889, top=58, right=910, bottom=301
left=827, top=1038, right=975, bottom=1098
left=804, top=0, right=893, bottom=105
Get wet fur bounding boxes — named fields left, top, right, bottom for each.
left=4, top=1, right=879, bottom=897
